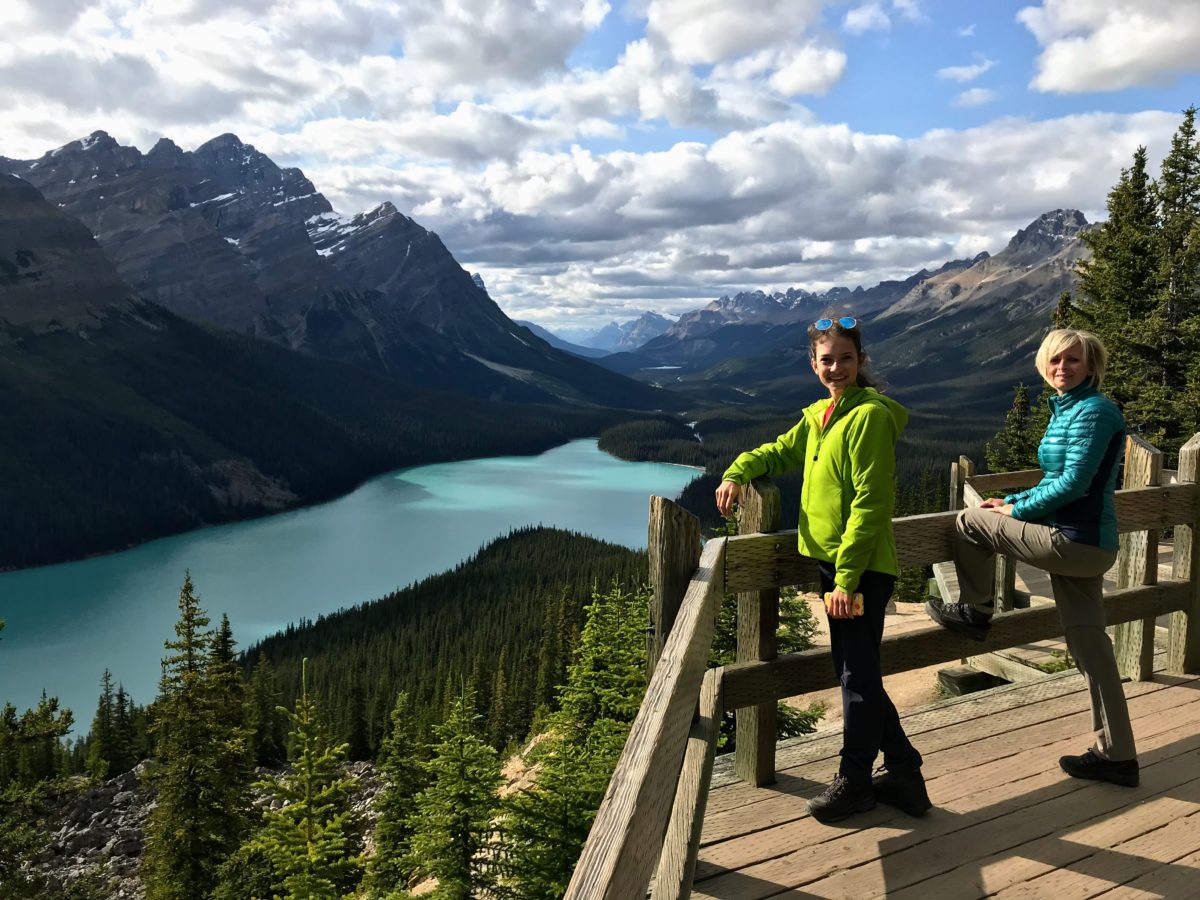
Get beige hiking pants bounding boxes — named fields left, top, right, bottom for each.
left=955, top=507, right=1137, bottom=762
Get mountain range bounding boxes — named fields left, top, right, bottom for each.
left=559, top=209, right=1091, bottom=411
left=2, top=131, right=671, bottom=410
left=0, top=136, right=677, bottom=569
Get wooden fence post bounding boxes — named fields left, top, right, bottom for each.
left=648, top=496, right=701, bottom=680
left=1167, top=433, right=1200, bottom=675
left=735, top=476, right=781, bottom=787
left=949, top=460, right=963, bottom=511
left=1114, top=435, right=1162, bottom=680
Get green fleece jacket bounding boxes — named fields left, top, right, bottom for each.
left=722, top=385, right=908, bottom=593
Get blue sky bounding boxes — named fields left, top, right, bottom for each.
left=1, top=0, right=1198, bottom=328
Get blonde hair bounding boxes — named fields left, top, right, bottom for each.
left=1035, top=328, right=1107, bottom=389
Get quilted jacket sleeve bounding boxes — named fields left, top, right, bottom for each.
left=1011, top=402, right=1121, bottom=521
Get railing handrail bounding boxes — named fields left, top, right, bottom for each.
left=564, top=537, right=726, bottom=899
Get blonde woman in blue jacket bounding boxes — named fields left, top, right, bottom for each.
left=927, top=328, right=1138, bottom=786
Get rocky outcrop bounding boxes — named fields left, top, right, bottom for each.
left=30, top=761, right=388, bottom=900
left=0, top=173, right=135, bottom=329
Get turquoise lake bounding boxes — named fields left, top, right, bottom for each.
left=0, top=439, right=701, bottom=726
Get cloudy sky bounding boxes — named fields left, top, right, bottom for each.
left=2, top=0, right=1199, bottom=332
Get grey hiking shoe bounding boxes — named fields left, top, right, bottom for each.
left=1059, top=749, right=1139, bottom=787
left=926, top=598, right=992, bottom=641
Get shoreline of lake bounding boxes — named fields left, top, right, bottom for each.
left=0, top=439, right=701, bottom=723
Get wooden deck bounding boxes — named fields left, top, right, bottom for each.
left=692, top=669, right=1200, bottom=899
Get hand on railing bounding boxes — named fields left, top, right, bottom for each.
left=715, top=480, right=741, bottom=517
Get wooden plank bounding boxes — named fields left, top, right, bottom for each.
left=987, top=797, right=1200, bottom=899
left=963, top=481, right=986, bottom=508
left=721, top=580, right=1193, bottom=710
left=650, top=668, right=722, bottom=900
left=1090, top=844, right=1200, bottom=898
left=691, top=707, right=1200, bottom=899
left=647, top=496, right=702, bottom=680
left=699, top=678, right=1195, bottom=854
left=691, top=698, right=1200, bottom=899
left=968, top=468, right=1043, bottom=493
left=565, top=538, right=726, bottom=900
left=1167, top=433, right=1200, bottom=675
left=734, top=477, right=779, bottom=787
left=722, top=485, right=1198, bottom=596
left=1114, top=435, right=1162, bottom=681
left=1113, top=481, right=1200, bottom=533
left=949, top=460, right=963, bottom=511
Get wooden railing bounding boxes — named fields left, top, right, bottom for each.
left=565, top=433, right=1200, bottom=900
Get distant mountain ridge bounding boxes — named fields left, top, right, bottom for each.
left=578, top=311, right=675, bottom=352
left=598, top=209, right=1091, bottom=411
left=2, top=131, right=675, bottom=411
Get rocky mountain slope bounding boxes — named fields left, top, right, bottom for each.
left=3, top=132, right=673, bottom=410
left=614, top=210, right=1091, bottom=412
left=578, top=310, right=674, bottom=352
left=0, top=176, right=645, bottom=569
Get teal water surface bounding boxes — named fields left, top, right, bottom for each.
left=0, top=439, right=700, bottom=726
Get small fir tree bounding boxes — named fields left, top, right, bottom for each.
left=142, top=574, right=252, bottom=900
left=364, top=692, right=425, bottom=899
left=253, top=658, right=364, bottom=900
left=408, top=688, right=501, bottom=899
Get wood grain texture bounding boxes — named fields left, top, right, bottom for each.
left=648, top=496, right=702, bottom=680
left=968, top=468, right=1043, bottom=493
left=650, top=668, right=723, bottom=900
left=721, top=579, right=1193, bottom=710
left=723, top=484, right=1198, bottom=596
left=565, top=537, right=726, bottom=900
left=734, top=477, right=780, bottom=787
left=1114, top=435, right=1161, bottom=681
left=1167, top=433, right=1200, bottom=675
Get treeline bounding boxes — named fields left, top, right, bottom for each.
left=0, top=303, right=643, bottom=570
left=242, top=527, right=650, bottom=756
left=990, top=107, right=1200, bottom=470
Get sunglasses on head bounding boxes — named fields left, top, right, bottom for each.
left=813, top=316, right=858, bottom=331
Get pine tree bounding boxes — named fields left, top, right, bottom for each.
left=247, top=653, right=289, bottom=767
left=142, top=574, right=252, bottom=900
left=408, top=688, right=501, bottom=899
left=1058, top=109, right=1200, bottom=457
left=87, top=670, right=116, bottom=779
left=985, top=383, right=1044, bottom=473
left=557, top=581, right=648, bottom=730
left=499, top=721, right=626, bottom=900
left=1154, top=106, right=1200, bottom=442
left=253, top=659, right=364, bottom=900
left=364, top=691, right=424, bottom=899
left=486, top=647, right=510, bottom=751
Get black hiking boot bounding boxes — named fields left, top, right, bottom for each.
left=925, top=599, right=992, bottom=641
left=1059, top=749, right=1139, bottom=787
left=806, top=773, right=875, bottom=824
left=872, top=766, right=932, bottom=817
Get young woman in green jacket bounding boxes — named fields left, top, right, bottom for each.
left=927, top=328, right=1139, bottom=787
left=716, top=317, right=929, bottom=824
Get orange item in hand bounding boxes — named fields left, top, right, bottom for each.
left=823, top=591, right=865, bottom=617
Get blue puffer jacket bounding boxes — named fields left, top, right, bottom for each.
left=1003, top=383, right=1125, bottom=551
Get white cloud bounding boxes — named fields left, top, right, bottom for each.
left=644, top=0, right=824, bottom=65
left=954, top=87, right=998, bottom=107
left=937, top=56, right=996, bottom=82
left=296, top=111, right=1178, bottom=324
left=958, top=23, right=976, bottom=37
left=1018, top=0, right=1200, bottom=93
left=768, top=44, right=848, bottom=96
left=843, top=3, right=890, bottom=35
left=891, top=0, right=925, bottom=23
